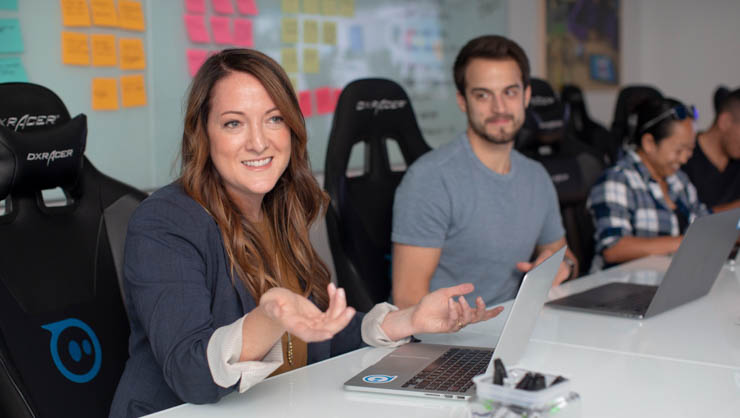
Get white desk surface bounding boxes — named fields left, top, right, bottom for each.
left=149, top=257, right=740, bottom=417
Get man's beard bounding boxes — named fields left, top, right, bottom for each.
left=468, top=112, right=520, bottom=144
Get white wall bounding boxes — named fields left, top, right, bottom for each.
left=508, top=0, right=740, bottom=131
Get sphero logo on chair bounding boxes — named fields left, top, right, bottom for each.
left=41, top=318, right=102, bottom=383
left=362, top=374, right=397, bottom=384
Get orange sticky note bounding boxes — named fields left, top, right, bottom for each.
left=315, top=86, right=334, bottom=114
left=119, top=38, right=146, bottom=70
left=184, top=14, right=210, bottom=43
left=90, top=0, right=118, bottom=27
left=121, top=74, right=147, bottom=107
left=91, top=34, right=117, bottom=67
left=92, top=77, right=119, bottom=110
left=236, top=0, right=258, bottom=15
left=211, top=16, right=233, bottom=44
left=321, top=0, right=336, bottom=16
left=61, top=31, right=90, bottom=66
left=303, top=0, right=320, bottom=14
left=322, top=21, right=336, bottom=45
left=281, top=18, right=298, bottom=44
left=233, top=18, right=253, bottom=47
left=186, top=49, right=209, bottom=76
left=280, top=48, right=298, bottom=73
left=298, top=90, right=312, bottom=118
left=303, top=19, right=318, bottom=44
left=185, top=0, right=206, bottom=13
left=303, top=48, right=319, bottom=74
left=118, top=0, right=145, bottom=31
left=60, top=0, right=91, bottom=27
left=212, top=0, right=234, bottom=14
left=338, top=0, right=354, bottom=17
left=281, top=0, right=299, bottom=14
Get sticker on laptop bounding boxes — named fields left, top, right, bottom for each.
left=362, top=374, right=397, bottom=384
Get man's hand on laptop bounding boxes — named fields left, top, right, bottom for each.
left=381, top=283, right=504, bottom=341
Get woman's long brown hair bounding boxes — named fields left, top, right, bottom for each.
left=180, top=49, right=331, bottom=309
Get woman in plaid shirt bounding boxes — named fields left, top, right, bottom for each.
left=587, top=97, right=710, bottom=270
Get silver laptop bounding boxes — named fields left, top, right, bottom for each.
left=343, top=247, right=565, bottom=400
left=547, top=207, right=740, bottom=319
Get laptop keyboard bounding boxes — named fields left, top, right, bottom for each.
left=599, top=290, right=655, bottom=313
left=401, top=348, right=492, bottom=393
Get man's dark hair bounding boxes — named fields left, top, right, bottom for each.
left=453, top=35, right=530, bottom=96
left=714, top=87, right=740, bottom=124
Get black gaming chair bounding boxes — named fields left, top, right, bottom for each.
left=609, top=85, right=663, bottom=160
left=0, top=82, right=147, bottom=418
left=560, top=84, right=612, bottom=164
left=324, top=79, right=431, bottom=312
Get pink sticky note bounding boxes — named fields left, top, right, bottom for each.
left=186, top=49, right=209, bottom=76
left=298, top=90, right=313, bottom=118
left=315, top=86, right=334, bottom=114
left=234, top=18, right=254, bottom=47
left=185, top=15, right=210, bottom=43
left=212, top=0, right=234, bottom=14
left=236, top=0, right=259, bottom=15
left=211, top=16, right=233, bottom=44
left=185, top=0, right=206, bottom=14
left=332, top=88, right=342, bottom=110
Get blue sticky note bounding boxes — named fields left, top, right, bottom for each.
left=0, top=0, right=18, bottom=11
left=0, top=57, right=28, bottom=83
left=349, top=25, right=363, bottom=53
left=0, top=19, right=24, bottom=53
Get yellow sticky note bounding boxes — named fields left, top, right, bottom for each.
left=92, top=77, right=119, bottom=110
left=303, top=19, right=318, bottom=43
left=60, top=0, right=91, bottom=27
left=322, top=21, right=336, bottom=45
left=91, top=34, right=117, bottom=67
left=303, top=0, right=320, bottom=14
left=282, top=18, right=298, bottom=43
left=281, top=48, right=298, bottom=73
left=338, top=0, right=354, bottom=17
left=121, top=74, right=147, bottom=107
left=303, top=48, right=319, bottom=73
left=119, top=38, right=146, bottom=70
left=118, top=0, right=145, bottom=31
left=61, top=31, right=90, bottom=66
left=289, top=76, right=298, bottom=92
left=281, top=0, right=299, bottom=13
left=90, top=0, right=118, bottom=27
left=321, top=0, right=336, bottom=16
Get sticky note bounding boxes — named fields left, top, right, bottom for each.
left=91, top=34, right=117, bottom=67
left=186, top=49, right=209, bottom=76
left=303, top=19, right=318, bottom=43
left=281, top=48, right=298, bottom=73
left=185, top=0, right=206, bottom=14
left=61, top=0, right=91, bottom=27
left=61, top=31, right=90, bottom=66
left=321, top=0, right=336, bottom=16
left=233, top=18, right=254, bottom=47
left=236, top=0, right=258, bottom=15
left=211, top=0, right=234, bottom=15
left=184, top=14, right=210, bottom=43
left=211, top=16, right=233, bottom=44
left=118, top=0, right=145, bottom=31
left=338, top=0, right=354, bottom=17
left=303, top=48, right=319, bottom=73
left=349, top=25, right=363, bottom=52
left=303, top=0, right=319, bottom=14
left=121, top=74, right=147, bottom=107
left=298, top=90, right=312, bottom=118
left=289, top=76, right=298, bottom=92
left=0, top=57, right=27, bottom=83
left=315, top=86, right=334, bottom=114
left=90, top=0, right=118, bottom=27
left=0, top=0, right=18, bottom=11
left=322, top=21, right=336, bottom=45
left=281, top=18, right=298, bottom=43
left=0, top=19, right=23, bottom=53
left=119, top=38, right=146, bottom=70
left=281, top=0, right=299, bottom=14
left=332, top=88, right=342, bottom=110
left=92, top=78, right=119, bottom=110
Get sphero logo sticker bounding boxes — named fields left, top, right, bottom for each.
left=41, top=318, right=102, bottom=383
left=362, top=374, right=397, bottom=384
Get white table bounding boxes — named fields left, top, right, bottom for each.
left=149, top=257, right=740, bottom=417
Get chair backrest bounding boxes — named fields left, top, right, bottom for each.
left=0, top=82, right=147, bottom=418
left=560, top=84, right=612, bottom=164
left=324, top=78, right=431, bottom=312
left=610, top=85, right=663, bottom=159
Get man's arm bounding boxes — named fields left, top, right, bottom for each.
left=712, top=199, right=740, bottom=212
left=516, top=237, right=578, bottom=286
left=391, top=243, right=442, bottom=309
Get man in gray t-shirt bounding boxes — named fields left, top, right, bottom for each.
left=391, top=35, right=577, bottom=308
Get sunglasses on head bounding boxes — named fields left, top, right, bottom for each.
left=639, top=104, right=698, bottom=134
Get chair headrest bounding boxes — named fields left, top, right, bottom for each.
left=0, top=114, right=87, bottom=200
left=528, top=78, right=565, bottom=133
left=0, top=82, right=72, bottom=133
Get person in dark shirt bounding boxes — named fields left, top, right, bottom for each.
left=682, top=86, right=740, bottom=211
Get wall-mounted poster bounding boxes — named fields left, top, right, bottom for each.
left=545, top=0, right=620, bottom=91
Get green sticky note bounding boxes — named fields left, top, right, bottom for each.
left=0, top=0, right=18, bottom=11
left=0, top=19, right=24, bottom=53
left=0, top=57, right=28, bottom=83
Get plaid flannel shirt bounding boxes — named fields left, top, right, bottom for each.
left=587, top=150, right=710, bottom=259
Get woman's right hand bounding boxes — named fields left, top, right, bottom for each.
left=259, top=283, right=355, bottom=342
